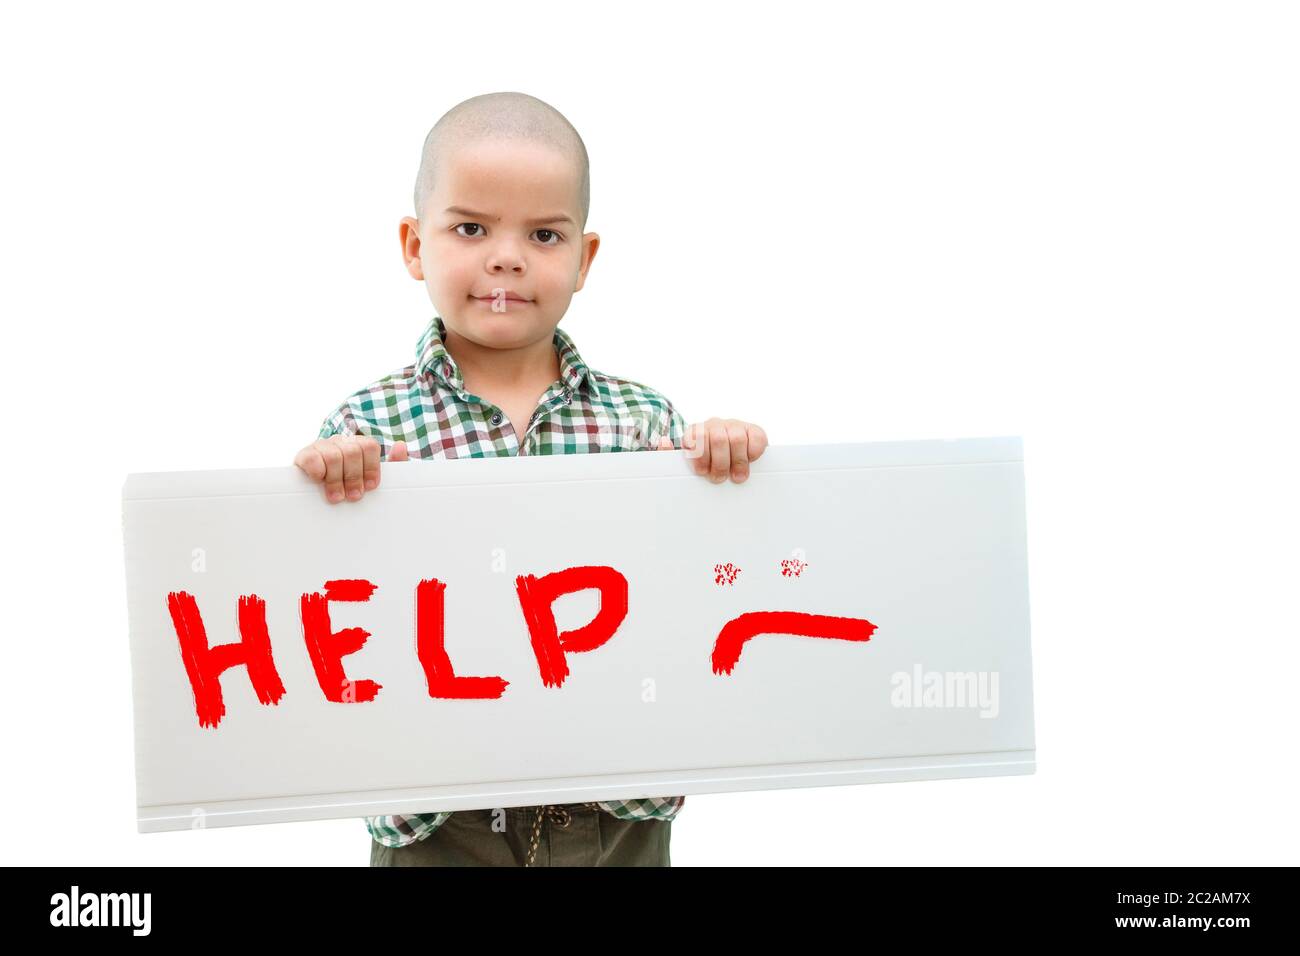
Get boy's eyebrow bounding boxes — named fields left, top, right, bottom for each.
left=444, top=205, right=574, bottom=227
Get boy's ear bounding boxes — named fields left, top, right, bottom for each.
left=399, top=216, right=424, bottom=281
left=574, top=232, right=600, bottom=292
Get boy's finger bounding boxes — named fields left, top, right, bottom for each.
left=708, top=422, right=731, bottom=482
left=318, top=439, right=346, bottom=502
left=748, top=425, right=768, bottom=461
left=360, top=436, right=381, bottom=490
left=390, top=440, right=410, bottom=462
left=340, top=436, right=365, bottom=500
left=687, top=423, right=709, bottom=474
left=681, top=422, right=697, bottom=458
left=656, top=436, right=673, bottom=451
left=727, top=421, right=750, bottom=482
left=294, top=446, right=326, bottom=482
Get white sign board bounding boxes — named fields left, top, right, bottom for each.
left=121, top=437, right=1035, bottom=833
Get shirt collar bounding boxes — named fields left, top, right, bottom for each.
left=416, top=314, right=593, bottom=397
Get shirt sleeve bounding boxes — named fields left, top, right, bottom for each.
left=366, top=812, right=453, bottom=848
left=667, top=402, right=687, bottom=450
left=317, top=403, right=361, bottom=441
left=652, top=399, right=687, bottom=451
left=316, top=398, right=411, bottom=461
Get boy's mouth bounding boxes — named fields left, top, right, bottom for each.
left=471, top=293, right=533, bottom=307
left=470, top=291, right=530, bottom=303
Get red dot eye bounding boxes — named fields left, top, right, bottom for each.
left=713, top=563, right=742, bottom=586
left=780, top=558, right=808, bottom=578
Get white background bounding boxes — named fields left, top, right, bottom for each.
left=2, top=0, right=1296, bottom=866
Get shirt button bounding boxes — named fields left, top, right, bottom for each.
left=490, top=412, right=502, bottom=426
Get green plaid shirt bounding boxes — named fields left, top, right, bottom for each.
left=317, top=314, right=688, bottom=848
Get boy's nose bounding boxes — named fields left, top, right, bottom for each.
left=486, top=243, right=526, bottom=274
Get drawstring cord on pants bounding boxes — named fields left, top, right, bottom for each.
left=524, top=802, right=602, bottom=867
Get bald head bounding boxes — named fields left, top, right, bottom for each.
left=413, top=92, right=590, bottom=230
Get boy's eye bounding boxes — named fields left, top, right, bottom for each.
left=534, top=229, right=562, bottom=246
left=454, top=223, right=484, bottom=238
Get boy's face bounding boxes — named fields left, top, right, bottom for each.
left=400, top=138, right=598, bottom=352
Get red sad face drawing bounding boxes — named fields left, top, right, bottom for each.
left=707, top=553, right=874, bottom=676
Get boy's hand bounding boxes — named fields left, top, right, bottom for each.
left=294, top=435, right=409, bottom=503
left=656, top=418, right=768, bottom=483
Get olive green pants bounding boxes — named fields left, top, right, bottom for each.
left=369, top=803, right=672, bottom=867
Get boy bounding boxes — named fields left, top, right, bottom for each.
left=294, top=92, right=767, bottom=867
